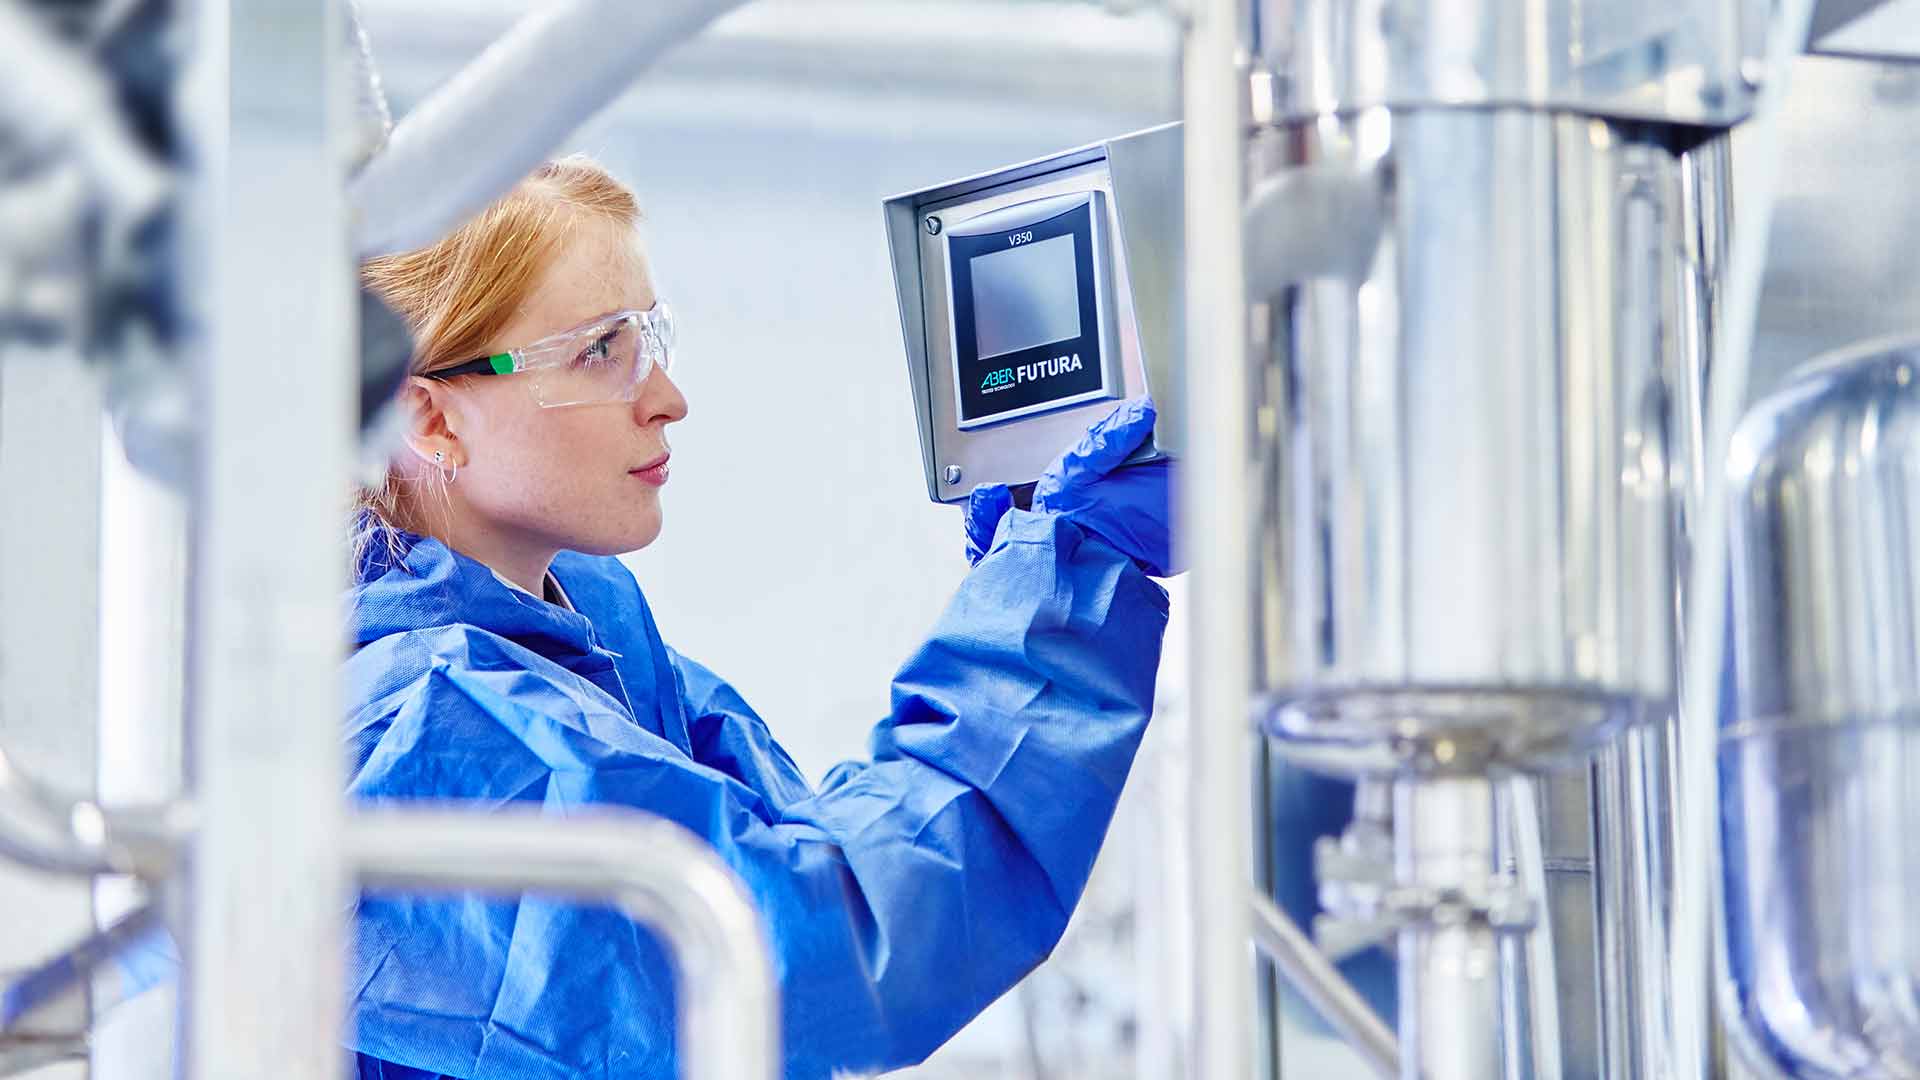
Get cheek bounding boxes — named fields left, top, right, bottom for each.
left=466, top=409, right=661, bottom=546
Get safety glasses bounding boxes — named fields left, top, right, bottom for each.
left=424, top=300, right=675, bottom=408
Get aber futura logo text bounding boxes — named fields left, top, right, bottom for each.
left=980, top=353, right=1083, bottom=394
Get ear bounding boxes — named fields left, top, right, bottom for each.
left=399, top=376, right=465, bottom=470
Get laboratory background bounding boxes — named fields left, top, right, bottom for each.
left=3, top=0, right=1920, bottom=1078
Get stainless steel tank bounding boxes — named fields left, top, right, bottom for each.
left=1235, top=1, right=1766, bottom=1076
left=1250, top=108, right=1692, bottom=777
left=1723, top=340, right=1920, bottom=1079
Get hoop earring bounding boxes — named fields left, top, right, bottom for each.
left=433, top=450, right=457, bottom=484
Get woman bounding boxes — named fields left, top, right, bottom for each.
left=347, top=156, right=1173, bottom=1080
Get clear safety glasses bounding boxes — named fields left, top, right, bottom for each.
left=425, top=300, right=676, bottom=408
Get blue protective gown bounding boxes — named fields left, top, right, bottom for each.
left=343, top=509, right=1169, bottom=1080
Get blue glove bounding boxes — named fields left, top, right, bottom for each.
left=964, top=398, right=1177, bottom=576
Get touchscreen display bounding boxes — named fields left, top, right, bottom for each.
left=948, top=195, right=1111, bottom=427
left=969, top=234, right=1082, bottom=360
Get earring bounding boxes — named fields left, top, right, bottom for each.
left=433, top=449, right=457, bottom=484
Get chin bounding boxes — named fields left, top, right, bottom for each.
left=573, top=511, right=662, bottom=557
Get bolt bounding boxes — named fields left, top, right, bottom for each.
left=944, top=465, right=963, bottom=485
left=925, top=215, right=943, bottom=236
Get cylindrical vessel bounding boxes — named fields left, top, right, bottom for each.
left=1723, top=340, right=1920, bottom=1079
left=1231, top=4, right=1769, bottom=1078
left=1252, top=108, right=1696, bottom=774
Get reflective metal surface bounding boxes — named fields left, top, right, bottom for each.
left=1743, top=55, right=1920, bottom=399
left=1248, top=0, right=1766, bottom=126
left=1252, top=108, right=1689, bottom=774
left=1591, top=725, right=1681, bottom=1079
left=1180, top=2, right=1257, bottom=1075
left=1395, top=776, right=1505, bottom=1080
left=350, top=0, right=750, bottom=258
left=1248, top=891, right=1400, bottom=1079
left=185, top=3, right=353, bottom=1075
left=1723, top=340, right=1920, bottom=1079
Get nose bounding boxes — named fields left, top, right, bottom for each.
left=635, top=365, right=688, bottom=427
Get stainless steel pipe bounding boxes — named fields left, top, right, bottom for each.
left=1180, top=1, right=1257, bottom=1078
left=349, top=0, right=748, bottom=259
left=349, top=808, right=778, bottom=1080
left=1396, top=776, right=1505, bottom=1080
left=1249, top=892, right=1400, bottom=1079
left=0, top=744, right=181, bottom=880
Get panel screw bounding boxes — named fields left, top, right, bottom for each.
left=944, top=465, right=963, bottom=485
left=925, top=216, right=943, bottom=236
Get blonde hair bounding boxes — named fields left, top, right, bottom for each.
left=353, top=155, right=643, bottom=568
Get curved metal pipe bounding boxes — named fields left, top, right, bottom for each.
left=348, top=807, right=778, bottom=1080
left=0, top=744, right=184, bottom=880
left=349, top=0, right=748, bottom=259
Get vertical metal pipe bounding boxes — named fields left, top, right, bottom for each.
left=1670, top=2, right=1820, bottom=1074
left=1396, top=776, right=1502, bottom=1080
left=1503, top=775, right=1566, bottom=1080
left=185, top=1, right=350, bottom=1076
left=1182, top=0, right=1254, bottom=1077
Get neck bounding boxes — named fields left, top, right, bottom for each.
left=406, top=490, right=557, bottom=596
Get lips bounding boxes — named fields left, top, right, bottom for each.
left=630, top=453, right=671, bottom=487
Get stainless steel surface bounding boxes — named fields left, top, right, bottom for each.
left=1591, top=726, right=1680, bottom=1080
left=1247, top=0, right=1764, bottom=126
left=1742, top=55, right=1920, bottom=398
left=1723, top=339, right=1920, bottom=1079
left=349, top=808, right=778, bottom=1080
left=1807, top=0, right=1920, bottom=60
left=1251, top=108, right=1689, bottom=775
left=1806, top=0, right=1900, bottom=45
left=1672, top=2, right=1820, bottom=1071
left=1103, top=120, right=1186, bottom=454
left=1181, top=1, right=1255, bottom=1077
left=1249, top=891, right=1399, bottom=1080
left=349, top=0, right=749, bottom=259
left=1501, top=774, right=1570, bottom=1080
left=1395, top=776, right=1505, bottom=1080
left=0, top=746, right=179, bottom=881
left=184, top=1, right=352, bottom=1075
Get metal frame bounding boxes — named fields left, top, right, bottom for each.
left=1180, top=3, right=1256, bottom=1079
left=0, top=1, right=780, bottom=1077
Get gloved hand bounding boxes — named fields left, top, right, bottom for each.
left=964, top=397, right=1177, bottom=576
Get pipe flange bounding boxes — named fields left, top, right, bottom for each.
left=1377, top=881, right=1537, bottom=933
